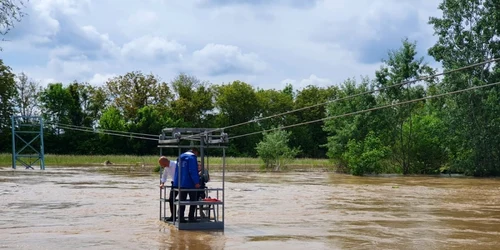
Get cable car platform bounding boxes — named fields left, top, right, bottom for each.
left=158, top=127, right=228, bottom=231
left=160, top=187, right=225, bottom=230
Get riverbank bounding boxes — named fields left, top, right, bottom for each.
left=0, top=153, right=336, bottom=172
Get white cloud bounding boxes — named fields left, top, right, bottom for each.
left=12, top=0, right=91, bottom=42
left=120, top=10, right=159, bottom=35
left=48, top=46, right=86, bottom=61
left=88, top=73, right=116, bottom=86
left=189, top=43, right=267, bottom=76
left=2, top=0, right=442, bottom=90
left=46, top=58, right=93, bottom=79
left=40, top=78, right=57, bottom=85
left=120, top=35, right=185, bottom=62
left=196, top=0, right=320, bottom=9
left=281, top=74, right=333, bottom=90
left=79, top=25, right=120, bottom=57
left=298, top=75, right=333, bottom=87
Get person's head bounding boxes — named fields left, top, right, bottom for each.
left=197, top=160, right=202, bottom=171
left=190, top=147, right=199, bottom=156
left=158, top=156, right=170, bottom=168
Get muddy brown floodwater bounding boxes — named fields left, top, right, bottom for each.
left=1, top=167, right=500, bottom=250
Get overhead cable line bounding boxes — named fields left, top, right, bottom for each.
left=230, top=80, right=500, bottom=140
left=45, top=122, right=159, bottom=138
left=183, top=58, right=499, bottom=140
left=40, top=58, right=498, bottom=142
left=52, top=124, right=159, bottom=141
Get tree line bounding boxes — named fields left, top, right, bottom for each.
left=0, top=0, right=499, bottom=176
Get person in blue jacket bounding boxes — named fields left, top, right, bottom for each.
left=172, top=147, right=200, bottom=222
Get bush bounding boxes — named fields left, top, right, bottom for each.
left=343, top=131, right=390, bottom=176
left=255, top=128, right=301, bottom=171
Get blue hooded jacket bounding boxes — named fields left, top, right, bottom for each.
left=172, top=151, right=200, bottom=189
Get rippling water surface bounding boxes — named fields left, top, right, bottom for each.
left=1, top=167, right=499, bottom=250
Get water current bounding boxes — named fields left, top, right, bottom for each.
left=1, top=167, right=499, bottom=249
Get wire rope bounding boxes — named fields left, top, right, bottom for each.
left=230, top=80, right=500, bottom=139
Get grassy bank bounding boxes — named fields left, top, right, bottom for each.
left=0, top=153, right=336, bottom=172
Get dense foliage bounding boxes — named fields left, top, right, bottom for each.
left=0, top=0, right=499, bottom=176
left=255, top=128, right=301, bottom=171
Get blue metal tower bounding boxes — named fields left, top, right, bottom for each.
left=11, top=116, right=45, bottom=170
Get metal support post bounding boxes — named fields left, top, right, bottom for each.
left=11, top=116, right=45, bottom=170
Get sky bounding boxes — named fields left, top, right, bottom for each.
left=1, top=0, right=443, bottom=90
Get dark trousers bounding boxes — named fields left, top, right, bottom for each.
left=179, top=190, right=198, bottom=220
left=197, top=187, right=207, bottom=217
left=167, top=181, right=178, bottom=218
left=168, top=188, right=176, bottom=217
left=197, top=189, right=206, bottom=200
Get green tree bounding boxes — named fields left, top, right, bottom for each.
left=105, top=71, right=171, bottom=122
left=65, top=82, right=109, bottom=154
left=78, top=83, right=108, bottom=127
left=39, top=83, right=74, bottom=133
left=0, top=0, right=27, bottom=38
left=255, top=128, right=301, bottom=171
left=98, top=106, right=127, bottom=154
left=256, top=87, right=294, bottom=130
left=405, top=112, right=448, bottom=174
left=292, top=85, right=339, bottom=158
left=38, top=83, right=71, bottom=153
left=375, top=38, right=435, bottom=174
left=343, top=131, right=390, bottom=176
left=66, top=82, right=85, bottom=126
left=14, top=72, right=40, bottom=122
left=73, top=84, right=108, bottom=154
left=0, top=59, right=16, bottom=128
left=170, top=73, right=214, bottom=127
left=127, top=105, right=182, bottom=155
left=428, top=0, right=500, bottom=176
left=214, top=80, right=261, bottom=156
left=39, top=82, right=89, bottom=153
left=0, top=59, right=16, bottom=152
left=282, top=83, right=294, bottom=99
left=323, top=77, right=379, bottom=170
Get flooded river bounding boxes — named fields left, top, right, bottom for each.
left=1, top=167, right=500, bottom=250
